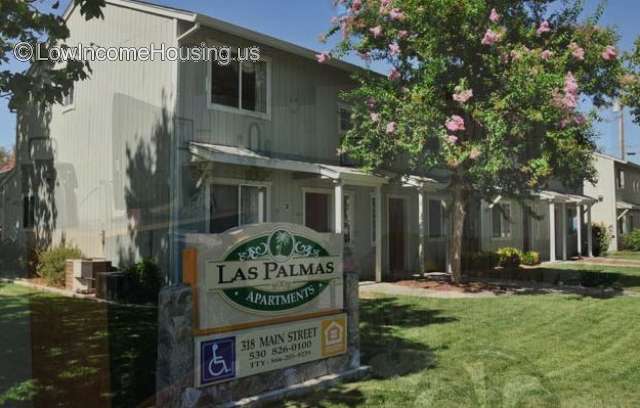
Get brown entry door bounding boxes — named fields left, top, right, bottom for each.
left=388, top=198, right=406, bottom=274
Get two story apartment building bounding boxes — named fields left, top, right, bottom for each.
left=2, top=0, right=599, bottom=282
left=585, top=153, right=640, bottom=251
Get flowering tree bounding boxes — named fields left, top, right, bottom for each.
left=320, top=0, right=623, bottom=282
left=624, top=39, right=640, bottom=123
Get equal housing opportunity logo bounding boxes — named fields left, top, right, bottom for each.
left=208, top=228, right=340, bottom=313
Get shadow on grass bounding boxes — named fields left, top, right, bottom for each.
left=464, top=267, right=640, bottom=298
left=0, top=284, right=157, bottom=408
left=276, top=297, right=455, bottom=407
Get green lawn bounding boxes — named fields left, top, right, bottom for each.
left=281, top=293, right=640, bottom=407
left=605, top=251, right=640, bottom=261
left=0, top=283, right=157, bottom=407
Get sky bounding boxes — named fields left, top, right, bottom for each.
left=1, top=0, right=639, bottom=160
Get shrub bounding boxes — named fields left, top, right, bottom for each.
left=592, top=222, right=613, bottom=257
left=122, top=258, right=162, bottom=304
left=36, top=244, right=83, bottom=287
left=496, top=247, right=522, bottom=269
left=623, top=229, right=640, bottom=251
left=462, top=251, right=499, bottom=271
left=521, top=251, right=541, bottom=266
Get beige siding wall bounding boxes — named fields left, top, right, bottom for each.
left=177, top=28, right=354, bottom=164
left=18, top=3, right=177, bottom=268
left=584, top=155, right=617, bottom=251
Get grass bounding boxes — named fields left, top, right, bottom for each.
left=0, top=283, right=157, bottom=407
left=281, top=293, right=640, bottom=407
left=605, top=251, right=640, bottom=261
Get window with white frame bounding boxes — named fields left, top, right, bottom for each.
left=62, top=84, right=74, bottom=107
left=338, top=104, right=352, bottom=134
left=492, top=203, right=512, bottom=238
left=428, top=199, right=445, bottom=238
left=209, top=183, right=267, bottom=233
left=617, top=169, right=625, bottom=189
left=210, top=59, right=269, bottom=115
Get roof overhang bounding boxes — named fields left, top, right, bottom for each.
left=616, top=201, right=640, bottom=211
left=536, top=190, right=598, bottom=205
left=188, top=142, right=388, bottom=187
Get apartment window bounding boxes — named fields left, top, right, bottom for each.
left=428, top=199, right=445, bottom=238
left=62, top=84, right=74, bottom=107
left=617, top=169, right=625, bottom=189
left=209, top=184, right=267, bottom=233
left=305, top=192, right=330, bottom=233
left=210, top=59, right=268, bottom=115
left=23, top=195, right=36, bottom=229
left=492, top=203, right=512, bottom=239
left=338, top=104, right=352, bottom=134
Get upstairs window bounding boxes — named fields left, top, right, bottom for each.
left=62, top=84, right=74, bottom=108
left=617, top=169, right=625, bottom=189
left=210, top=59, right=269, bottom=117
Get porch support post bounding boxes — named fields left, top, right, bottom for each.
left=577, top=205, right=583, bottom=257
left=334, top=181, right=344, bottom=234
left=561, top=202, right=568, bottom=261
left=549, top=201, right=556, bottom=262
left=418, top=190, right=426, bottom=274
left=375, top=186, right=383, bottom=282
left=587, top=205, right=593, bottom=257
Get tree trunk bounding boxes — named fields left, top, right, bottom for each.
left=448, top=183, right=469, bottom=283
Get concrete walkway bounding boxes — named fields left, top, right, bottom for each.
left=359, top=282, right=500, bottom=299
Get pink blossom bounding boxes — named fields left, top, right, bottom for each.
left=453, top=89, right=473, bottom=103
left=316, top=52, right=331, bottom=63
left=569, top=42, right=585, bottom=61
left=398, top=30, right=409, bottom=39
left=388, top=68, right=401, bottom=81
left=490, top=8, right=501, bottom=23
left=446, top=115, right=466, bottom=132
left=379, top=0, right=392, bottom=14
left=369, top=25, right=383, bottom=38
left=351, top=0, right=362, bottom=13
left=602, top=45, right=617, bottom=61
left=388, top=42, right=400, bottom=56
left=331, top=16, right=339, bottom=25
left=370, top=112, right=381, bottom=122
left=537, top=20, right=551, bottom=36
left=541, top=50, right=554, bottom=61
left=482, top=29, right=501, bottom=46
left=389, top=8, right=406, bottom=21
left=574, top=114, right=587, bottom=126
left=386, top=121, right=397, bottom=134
left=561, top=94, right=578, bottom=109
left=469, top=148, right=482, bottom=160
left=447, top=135, right=459, bottom=144
left=564, top=72, right=578, bottom=95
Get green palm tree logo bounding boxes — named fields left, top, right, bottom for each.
left=269, top=230, right=294, bottom=260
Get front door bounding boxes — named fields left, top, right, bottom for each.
left=388, top=198, right=406, bottom=275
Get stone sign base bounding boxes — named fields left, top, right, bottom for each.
left=156, top=271, right=365, bottom=407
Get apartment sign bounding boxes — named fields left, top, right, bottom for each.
left=195, top=314, right=347, bottom=387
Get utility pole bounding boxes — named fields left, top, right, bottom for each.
left=614, top=101, right=625, bottom=159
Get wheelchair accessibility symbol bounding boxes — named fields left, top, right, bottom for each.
left=201, top=337, right=236, bottom=384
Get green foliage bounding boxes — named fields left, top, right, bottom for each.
left=521, top=251, right=541, bottom=266
left=122, top=259, right=162, bottom=304
left=496, top=247, right=523, bottom=268
left=1, top=0, right=105, bottom=110
left=36, top=244, right=83, bottom=287
left=623, top=229, right=640, bottom=251
left=592, top=222, right=613, bottom=256
left=623, top=38, right=640, bottom=124
left=462, top=251, right=499, bottom=271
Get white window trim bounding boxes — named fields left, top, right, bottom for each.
left=206, top=53, right=272, bottom=121
left=491, top=202, right=512, bottom=240
left=427, top=198, right=447, bottom=242
left=204, top=177, right=271, bottom=233
left=302, top=187, right=334, bottom=233
left=337, top=102, right=352, bottom=135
